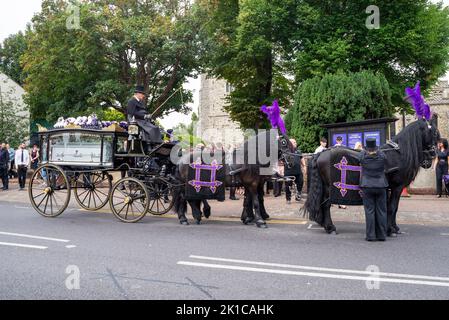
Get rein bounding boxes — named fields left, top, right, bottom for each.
left=380, top=140, right=400, bottom=152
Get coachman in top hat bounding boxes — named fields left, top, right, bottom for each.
left=358, top=138, right=388, bottom=242
left=126, top=85, right=163, bottom=151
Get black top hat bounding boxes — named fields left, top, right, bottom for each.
left=135, top=85, right=145, bottom=94
left=365, top=138, right=377, bottom=150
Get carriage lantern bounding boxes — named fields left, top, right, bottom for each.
left=128, top=116, right=140, bottom=150
left=128, top=116, right=139, bottom=136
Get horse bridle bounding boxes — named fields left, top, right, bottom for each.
left=382, top=140, right=436, bottom=168
left=422, top=121, right=439, bottom=167
left=278, top=136, right=295, bottom=169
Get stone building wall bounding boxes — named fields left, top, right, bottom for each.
left=197, top=74, right=244, bottom=147
left=0, top=72, right=29, bottom=119
left=396, top=80, right=449, bottom=194
left=0, top=72, right=30, bottom=141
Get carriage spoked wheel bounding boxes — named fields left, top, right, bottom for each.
left=109, top=177, right=150, bottom=223
left=147, top=178, right=174, bottom=216
left=74, top=172, right=112, bottom=211
left=29, top=164, right=71, bottom=218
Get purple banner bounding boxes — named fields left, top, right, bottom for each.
left=348, top=132, right=363, bottom=149
left=363, top=131, right=381, bottom=147
left=332, top=133, right=347, bottom=147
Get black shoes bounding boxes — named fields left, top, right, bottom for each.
left=366, top=238, right=386, bottom=242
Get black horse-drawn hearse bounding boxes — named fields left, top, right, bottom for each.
left=29, top=121, right=178, bottom=222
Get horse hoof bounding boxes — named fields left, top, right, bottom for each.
left=256, top=222, right=268, bottom=229
left=180, top=221, right=189, bottom=226
left=195, top=220, right=202, bottom=225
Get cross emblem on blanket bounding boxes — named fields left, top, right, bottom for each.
left=188, top=158, right=223, bottom=193
left=332, top=156, right=362, bottom=197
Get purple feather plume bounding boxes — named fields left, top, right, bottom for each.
left=260, top=100, right=287, bottom=134
left=405, top=81, right=431, bottom=120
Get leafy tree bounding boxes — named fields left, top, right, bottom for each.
left=96, top=107, right=125, bottom=122
left=198, top=0, right=449, bottom=129
left=287, top=71, right=394, bottom=153
left=0, top=86, right=29, bottom=147
left=22, top=0, right=204, bottom=124
left=293, top=0, right=449, bottom=111
left=173, top=111, right=198, bottom=136
left=172, top=112, right=204, bottom=147
left=0, top=32, right=28, bottom=86
left=196, top=0, right=297, bottom=129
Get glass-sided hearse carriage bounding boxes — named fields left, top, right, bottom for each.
left=29, top=124, right=178, bottom=222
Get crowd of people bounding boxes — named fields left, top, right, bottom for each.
left=0, top=142, right=40, bottom=191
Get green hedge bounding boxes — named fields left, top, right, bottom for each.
left=286, top=71, right=394, bottom=152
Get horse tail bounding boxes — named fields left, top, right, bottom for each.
left=302, top=154, right=325, bottom=226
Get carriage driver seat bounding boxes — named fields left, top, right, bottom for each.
left=127, top=115, right=164, bottom=155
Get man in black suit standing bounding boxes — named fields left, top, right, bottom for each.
left=0, top=143, right=10, bottom=190
left=358, top=138, right=388, bottom=242
left=284, top=139, right=305, bottom=203
left=126, top=85, right=163, bottom=151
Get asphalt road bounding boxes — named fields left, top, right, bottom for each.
left=1, top=201, right=449, bottom=300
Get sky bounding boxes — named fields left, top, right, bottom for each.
left=1, top=0, right=448, bottom=127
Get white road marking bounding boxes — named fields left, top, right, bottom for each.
left=65, top=245, right=77, bottom=249
left=0, top=241, right=47, bottom=250
left=0, top=231, right=70, bottom=243
left=177, top=261, right=449, bottom=287
left=307, top=224, right=322, bottom=230
left=441, top=233, right=449, bottom=236
left=187, top=255, right=449, bottom=282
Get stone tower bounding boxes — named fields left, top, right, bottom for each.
left=197, top=74, right=244, bottom=147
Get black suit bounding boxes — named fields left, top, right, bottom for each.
left=284, top=149, right=304, bottom=201
left=0, top=148, right=9, bottom=189
left=126, top=97, right=162, bottom=144
left=358, top=150, right=388, bottom=240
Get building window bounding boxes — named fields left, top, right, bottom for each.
left=225, top=82, right=234, bottom=93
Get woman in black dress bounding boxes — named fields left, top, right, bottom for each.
left=433, top=138, right=449, bottom=198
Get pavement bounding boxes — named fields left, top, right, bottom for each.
left=1, top=184, right=449, bottom=299
left=2, top=178, right=449, bottom=227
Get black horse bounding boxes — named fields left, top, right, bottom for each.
left=173, top=131, right=294, bottom=228
left=303, top=116, right=439, bottom=236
